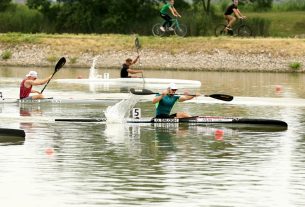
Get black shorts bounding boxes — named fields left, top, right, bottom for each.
left=155, top=113, right=177, bottom=119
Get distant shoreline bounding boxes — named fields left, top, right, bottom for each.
left=0, top=34, right=304, bottom=72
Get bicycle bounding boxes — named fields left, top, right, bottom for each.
left=152, top=18, right=187, bottom=37
left=215, top=19, right=252, bottom=37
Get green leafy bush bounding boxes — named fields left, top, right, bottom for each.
left=1, top=50, right=12, bottom=60
left=289, top=62, right=302, bottom=71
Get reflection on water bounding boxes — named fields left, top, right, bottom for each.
left=1, top=109, right=305, bottom=206
left=1, top=67, right=305, bottom=206
left=0, top=135, right=24, bottom=146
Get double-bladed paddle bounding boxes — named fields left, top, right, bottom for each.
left=135, top=35, right=141, bottom=55
left=41, top=57, right=66, bottom=93
left=135, top=35, right=145, bottom=85
left=130, top=88, right=233, bottom=102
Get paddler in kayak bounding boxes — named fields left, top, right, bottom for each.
left=152, top=83, right=200, bottom=119
left=19, top=71, right=52, bottom=100
left=120, top=55, right=143, bottom=78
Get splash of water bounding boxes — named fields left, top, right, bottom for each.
left=104, top=94, right=142, bottom=123
left=89, top=56, right=98, bottom=79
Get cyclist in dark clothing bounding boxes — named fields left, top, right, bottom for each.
left=224, top=0, right=246, bottom=32
left=120, top=56, right=143, bottom=78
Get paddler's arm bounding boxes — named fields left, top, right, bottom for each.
left=26, top=75, right=52, bottom=86
left=132, top=55, right=140, bottom=64
left=127, top=69, right=143, bottom=74
left=31, top=89, right=41, bottom=94
left=152, top=90, right=167, bottom=104
left=179, top=92, right=200, bottom=102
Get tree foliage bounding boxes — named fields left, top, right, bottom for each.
left=0, top=0, right=11, bottom=12
left=248, top=0, right=273, bottom=11
left=3, top=0, right=273, bottom=35
left=193, top=0, right=212, bottom=14
left=26, top=0, right=164, bottom=33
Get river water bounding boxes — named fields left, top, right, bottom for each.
left=1, top=66, right=305, bottom=207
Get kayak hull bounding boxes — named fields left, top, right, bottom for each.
left=55, top=78, right=201, bottom=88
left=55, top=116, right=288, bottom=129
left=0, top=98, right=119, bottom=104
left=0, top=128, right=26, bottom=138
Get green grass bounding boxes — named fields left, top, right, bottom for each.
left=246, top=11, right=305, bottom=37
left=0, top=32, right=43, bottom=44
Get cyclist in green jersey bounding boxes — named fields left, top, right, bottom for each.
left=160, top=0, right=182, bottom=32
left=152, top=83, right=199, bottom=119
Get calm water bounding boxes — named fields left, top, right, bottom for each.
left=1, top=66, right=305, bottom=207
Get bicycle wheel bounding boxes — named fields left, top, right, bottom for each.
left=215, top=24, right=228, bottom=37
left=152, top=23, right=165, bottom=37
left=237, top=25, right=252, bottom=37
left=174, top=24, right=187, bottom=37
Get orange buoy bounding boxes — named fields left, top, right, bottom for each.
left=214, top=129, right=224, bottom=141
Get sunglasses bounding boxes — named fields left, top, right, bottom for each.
left=171, top=89, right=177, bottom=92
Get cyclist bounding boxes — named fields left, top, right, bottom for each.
left=224, top=0, right=246, bottom=33
left=120, top=56, right=143, bottom=78
left=159, top=0, right=181, bottom=32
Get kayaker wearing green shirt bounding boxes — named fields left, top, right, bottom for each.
left=152, top=83, right=199, bottom=119
left=160, top=0, right=182, bottom=32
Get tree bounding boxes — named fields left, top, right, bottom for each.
left=55, top=0, right=160, bottom=33
left=249, top=0, right=273, bottom=11
left=193, top=0, right=212, bottom=15
left=0, top=0, right=11, bottom=12
left=26, top=0, right=51, bottom=11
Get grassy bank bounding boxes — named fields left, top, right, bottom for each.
left=0, top=33, right=305, bottom=72
left=246, top=11, right=305, bottom=37
left=1, top=33, right=305, bottom=57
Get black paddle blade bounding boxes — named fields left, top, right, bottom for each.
left=135, top=36, right=141, bottom=50
left=130, top=88, right=156, bottom=95
left=55, top=57, right=66, bottom=72
left=41, top=57, right=66, bottom=93
left=208, top=94, right=234, bottom=102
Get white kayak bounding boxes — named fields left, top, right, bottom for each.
left=0, top=98, right=119, bottom=104
left=54, top=78, right=201, bottom=88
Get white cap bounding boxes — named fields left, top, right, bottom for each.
left=26, top=71, right=38, bottom=78
left=168, top=83, right=178, bottom=90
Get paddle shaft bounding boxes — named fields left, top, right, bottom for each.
left=135, top=36, right=145, bottom=84
left=130, top=88, right=233, bottom=101
left=40, top=71, right=56, bottom=93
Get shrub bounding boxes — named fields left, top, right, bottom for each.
left=0, top=5, right=43, bottom=33
left=1, top=50, right=12, bottom=60
left=46, top=56, right=58, bottom=63
left=70, top=57, right=78, bottom=64
left=289, top=62, right=302, bottom=71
